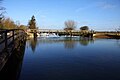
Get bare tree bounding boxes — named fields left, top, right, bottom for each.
left=0, top=0, right=5, bottom=18
left=115, top=26, right=120, bottom=35
left=117, top=26, right=120, bottom=35
left=64, top=20, right=77, bottom=30
left=0, top=0, right=5, bottom=28
left=115, top=26, right=120, bottom=32
left=118, top=26, right=120, bottom=31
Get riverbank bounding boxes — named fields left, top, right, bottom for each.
left=94, top=34, right=120, bottom=39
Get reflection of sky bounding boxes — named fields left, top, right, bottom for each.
left=20, top=38, right=120, bottom=80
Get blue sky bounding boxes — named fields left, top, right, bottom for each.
left=2, top=0, right=120, bottom=30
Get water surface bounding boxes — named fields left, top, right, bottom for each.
left=19, top=37, right=120, bottom=80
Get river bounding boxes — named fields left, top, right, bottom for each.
left=18, top=37, right=120, bottom=80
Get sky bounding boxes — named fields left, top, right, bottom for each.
left=2, top=0, right=120, bottom=31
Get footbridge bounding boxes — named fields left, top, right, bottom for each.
left=26, top=29, right=94, bottom=37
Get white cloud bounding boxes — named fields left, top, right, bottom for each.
left=97, top=2, right=116, bottom=9
left=40, top=15, right=46, bottom=19
left=75, top=6, right=93, bottom=13
left=75, top=1, right=116, bottom=13
left=75, top=7, right=86, bottom=12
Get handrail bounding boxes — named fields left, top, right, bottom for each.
left=0, top=29, right=26, bottom=53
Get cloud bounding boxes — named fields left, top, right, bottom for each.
left=75, top=6, right=93, bottom=12
left=77, top=21, right=89, bottom=24
left=40, top=15, right=47, bottom=22
left=40, top=15, right=46, bottom=19
left=75, top=1, right=116, bottom=13
left=102, top=4, right=115, bottom=9
left=75, top=7, right=86, bottom=12
left=97, top=2, right=116, bottom=9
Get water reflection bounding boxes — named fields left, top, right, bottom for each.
left=29, top=37, right=38, bottom=52
left=0, top=41, right=26, bottom=80
left=64, top=38, right=76, bottom=49
left=18, top=37, right=120, bottom=80
left=28, top=37, right=94, bottom=49
left=63, top=37, right=94, bottom=49
left=116, top=39, right=120, bottom=48
left=79, top=37, right=94, bottom=46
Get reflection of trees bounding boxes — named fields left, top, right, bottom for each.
left=63, top=37, right=94, bottom=49
left=64, top=41, right=76, bottom=49
left=30, top=38, right=38, bottom=52
left=116, top=40, right=120, bottom=48
left=79, top=37, right=94, bottom=46
left=64, top=37, right=76, bottom=49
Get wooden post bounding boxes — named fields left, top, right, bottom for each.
left=12, top=30, right=14, bottom=42
left=5, top=31, right=7, bottom=50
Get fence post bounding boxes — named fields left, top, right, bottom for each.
left=13, top=30, right=14, bottom=42
left=5, top=31, right=7, bottom=50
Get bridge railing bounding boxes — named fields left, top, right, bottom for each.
left=26, top=29, right=82, bottom=33
left=0, top=29, right=26, bottom=53
left=0, top=29, right=26, bottom=71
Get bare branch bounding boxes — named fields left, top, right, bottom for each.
left=0, top=0, right=5, bottom=21
left=0, top=7, right=5, bottom=10
left=64, top=20, right=77, bottom=30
